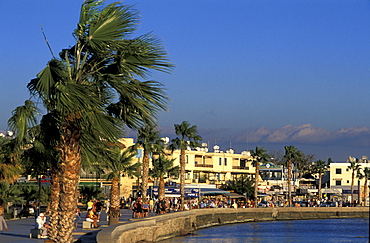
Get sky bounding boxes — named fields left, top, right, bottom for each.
left=0, top=0, right=369, bottom=161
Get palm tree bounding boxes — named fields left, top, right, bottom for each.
left=150, top=154, right=179, bottom=199
left=220, top=175, right=254, bottom=198
left=249, top=146, right=269, bottom=205
left=79, top=185, right=103, bottom=203
left=357, top=167, right=370, bottom=206
left=284, top=145, right=302, bottom=207
left=104, top=147, right=140, bottom=225
left=134, top=125, right=164, bottom=199
left=0, top=182, right=22, bottom=212
left=347, top=157, right=361, bottom=205
left=0, top=134, right=24, bottom=184
left=170, top=121, right=202, bottom=210
left=310, top=160, right=327, bottom=199
left=8, top=1, right=172, bottom=242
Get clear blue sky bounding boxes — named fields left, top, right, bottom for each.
left=0, top=0, right=369, bottom=161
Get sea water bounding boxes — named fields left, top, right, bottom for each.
left=160, top=218, right=369, bottom=243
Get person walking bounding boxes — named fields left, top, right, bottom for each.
left=74, top=207, right=81, bottom=230
left=0, top=213, right=8, bottom=234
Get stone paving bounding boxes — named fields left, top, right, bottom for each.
left=1, top=208, right=143, bottom=243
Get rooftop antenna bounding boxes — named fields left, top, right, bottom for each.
left=40, top=24, right=55, bottom=58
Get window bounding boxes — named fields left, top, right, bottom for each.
left=336, top=168, right=342, bottom=174
left=335, top=180, right=341, bottom=186
left=186, top=155, right=189, bottom=164
left=219, top=158, right=222, bottom=166
left=347, top=180, right=349, bottom=184
left=224, top=158, right=227, bottom=166
left=193, top=172, right=200, bottom=180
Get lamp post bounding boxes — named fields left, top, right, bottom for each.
left=151, top=152, right=160, bottom=198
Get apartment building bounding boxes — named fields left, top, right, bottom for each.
left=118, top=138, right=256, bottom=198
left=329, top=156, right=369, bottom=205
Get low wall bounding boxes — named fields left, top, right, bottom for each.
left=97, top=207, right=369, bottom=243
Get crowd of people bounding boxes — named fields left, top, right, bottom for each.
left=126, top=196, right=257, bottom=219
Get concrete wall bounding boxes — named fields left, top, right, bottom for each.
left=97, top=207, right=369, bottom=243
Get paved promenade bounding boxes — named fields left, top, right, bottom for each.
left=1, top=209, right=146, bottom=243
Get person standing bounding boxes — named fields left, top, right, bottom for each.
left=94, top=199, right=103, bottom=220
left=87, top=199, right=94, bottom=210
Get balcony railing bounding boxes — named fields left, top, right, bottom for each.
left=194, top=164, right=213, bottom=168
left=232, top=166, right=249, bottom=170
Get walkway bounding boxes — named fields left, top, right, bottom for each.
left=1, top=209, right=148, bottom=243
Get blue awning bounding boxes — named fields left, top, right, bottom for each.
left=199, top=188, right=230, bottom=196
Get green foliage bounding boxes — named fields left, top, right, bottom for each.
left=79, top=185, right=104, bottom=203
left=0, top=136, right=24, bottom=183
left=311, top=159, right=328, bottom=175
left=249, top=146, right=270, bottom=165
left=220, top=175, right=254, bottom=197
left=134, top=125, right=164, bottom=154
left=357, top=167, right=370, bottom=180
left=0, top=181, right=22, bottom=208
left=284, top=145, right=303, bottom=166
left=103, top=148, right=141, bottom=179
left=150, top=155, right=179, bottom=179
left=170, top=121, right=202, bottom=151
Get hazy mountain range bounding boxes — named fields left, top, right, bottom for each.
left=1, top=124, right=368, bottom=162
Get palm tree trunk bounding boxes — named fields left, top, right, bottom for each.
left=351, top=171, right=355, bottom=205
left=158, top=177, right=165, bottom=199
left=51, top=125, right=81, bottom=243
left=109, top=176, right=120, bottom=225
left=287, top=160, right=292, bottom=207
left=141, top=151, right=149, bottom=199
left=318, top=173, right=322, bottom=199
left=254, top=161, right=259, bottom=206
left=180, top=149, right=185, bottom=210
left=48, top=167, right=61, bottom=242
left=364, top=178, right=368, bottom=206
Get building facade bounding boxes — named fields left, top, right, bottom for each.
left=328, top=156, right=369, bottom=205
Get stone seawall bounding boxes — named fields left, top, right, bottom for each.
left=97, top=207, right=369, bottom=243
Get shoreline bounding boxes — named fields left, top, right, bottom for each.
left=97, top=207, right=369, bottom=243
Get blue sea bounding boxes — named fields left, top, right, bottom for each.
left=160, top=218, right=369, bottom=243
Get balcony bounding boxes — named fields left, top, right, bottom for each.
left=232, top=166, right=249, bottom=170
left=195, top=164, right=213, bottom=168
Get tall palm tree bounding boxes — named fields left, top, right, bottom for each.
left=134, top=125, right=164, bottom=199
left=347, top=158, right=361, bottom=205
left=357, top=167, right=370, bottom=206
left=284, top=145, right=302, bottom=207
left=104, top=147, right=140, bottom=225
left=170, top=121, right=202, bottom=210
left=8, top=1, right=172, bottom=242
left=150, top=155, right=179, bottom=199
left=310, top=160, right=327, bottom=199
left=249, top=146, right=269, bottom=205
